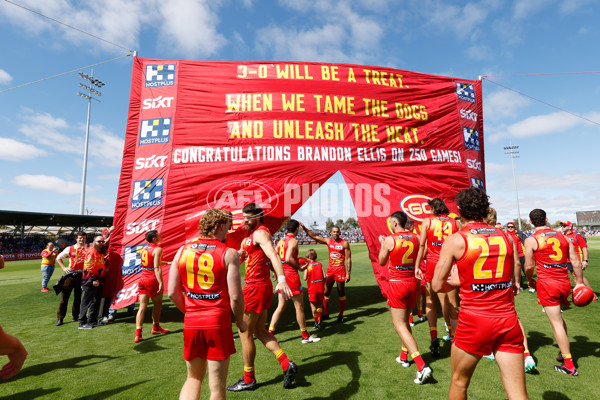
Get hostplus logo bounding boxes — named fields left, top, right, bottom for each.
left=131, top=178, right=164, bottom=209
left=456, top=83, right=476, bottom=103
left=121, top=244, right=145, bottom=276
left=139, top=118, right=171, bottom=146
left=463, top=127, right=480, bottom=151
left=145, top=64, right=175, bottom=87
left=471, top=177, right=484, bottom=190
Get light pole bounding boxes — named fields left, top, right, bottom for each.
left=77, top=70, right=105, bottom=215
left=504, top=143, right=522, bottom=231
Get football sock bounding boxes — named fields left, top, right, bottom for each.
left=276, top=349, right=290, bottom=371
left=430, top=327, right=438, bottom=340
left=412, top=352, right=426, bottom=371
left=524, top=349, right=531, bottom=360
left=562, top=353, right=575, bottom=370
left=136, top=327, right=142, bottom=337
left=447, top=327, right=453, bottom=338
left=418, top=307, right=423, bottom=318
left=324, top=296, right=330, bottom=315
left=152, top=323, right=160, bottom=331
left=400, top=347, right=408, bottom=362
left=244, top=366, right=255, bottom=383
left=268, top=326, right=275, bottom=334
left=315, top=307, right=322, bottom=322
left=408, top=314, right=414, bottom=324
left=301, top=328, right=310, bottom=340
left=339, top=296, right=346, bottom=317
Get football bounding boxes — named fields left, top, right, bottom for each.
left=572, top=286, right=595, bottom=307
left=298, top=257, right=308, bottom=267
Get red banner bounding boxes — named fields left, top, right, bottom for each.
left=109, top=58, right=484, bottom=307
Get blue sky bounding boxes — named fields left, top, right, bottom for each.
left=0, top=0, right=599, bottom=227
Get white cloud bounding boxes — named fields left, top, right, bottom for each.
left=484, top=89, right=530, bottom=120
left=18, top=111, right=82, bottom=154
left=512, top=0, right=547, bottom=20
left=0, top=69, right=13, bottom=85
left=89, top=125, right=124, bottom=167
left=418, top=0, right=499, bottom=40
left=13, top=174, right=80, bottom=194
left=0, top=137, right=45, bottom=161
left=504, top=111, right=582, bottom=139
left=483, top=162, right=510, bottom=174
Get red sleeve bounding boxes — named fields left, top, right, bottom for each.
left=576, top=234, right=587, bottom=248
left=41, top=250, right=49, bottom=257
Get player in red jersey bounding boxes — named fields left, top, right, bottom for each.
left=379, top=211, right=432, bottom=385
left=560, top=221, right=593, bottom=291
left=303, top=249, right=325, bottom=329
left=55, top=232, right=89, bottom=326
left=524, top=209, right=585, bottom=377
left=168, top=208, right=246, bottom=400
left=414, top=198, right=459, bottom=357
left=301, top=224, right=352, bottom=323
left=134, top=230, right=169, bottom=343
left=432, top=188, right=528, bottom=400
left=227, top=203, right=296, bottom=392
left=268, top=219, right=320, bottom=343
left=78, top=236, right=109, bottom=329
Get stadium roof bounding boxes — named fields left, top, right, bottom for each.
left=0, top=210, right=113, bottom=236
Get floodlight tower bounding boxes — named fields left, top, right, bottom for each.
left=77, top=69, right=105, bottom=215
left=504, top=143, right=522, bottom=231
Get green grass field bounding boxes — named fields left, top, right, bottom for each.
left=1, top=239, right=599, bottom=399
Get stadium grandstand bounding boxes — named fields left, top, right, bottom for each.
left=0, top=210, right=113, bottom=262
left=576, top=210, right=600, bottom=230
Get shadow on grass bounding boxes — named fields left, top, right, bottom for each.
left=542, top=391, right=571, bottom=400
left=260, top=351, right=361, bottom=399
left=0, top=388, right=60, bottom=399
left=17, top=355, right=120, bottom=379
left=133, top=329, right=182, bottom=354
left=73, top=380, right=151, bottom=400
left=526, top=331, right=555, bottom=355
left=571, top=335, right=600, bottom=361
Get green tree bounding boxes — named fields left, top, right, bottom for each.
left=344, top=217, right=359, bottom=229
left=513, top=218, right=532, bottom=231
left=325, top=218, right=334, bottom=231
left=335, top=219, right=344, bottom=229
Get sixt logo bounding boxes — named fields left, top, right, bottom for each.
left=463, top=127, right=480, bottom=151
left=456, top=83, right=476, bottom=103
left=114, top=283, right=139, bottom=304
left=142, top=96, right=174, bottom=110
left=139, top=118, right=171, bottom=146
left=400, top=194, right=433, bottom=222
left=467, top=158, right=482, bottom=171
left=460, top=109, right=478, bottom=122
left=125, top=219, right=160, bottom=236
left=135, top=154, right=168, bottom=170
left=145, top=64, right=175, bottom=88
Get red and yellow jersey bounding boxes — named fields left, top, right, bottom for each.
left=564, top=231, right=587, bottom=261
left=328, top=238, right=347, bottom=269
left=83, top=247, right=107, bottom=278
left=424, top=215, right=458, bottom=264
left=507, top=231, right=524, bottom=257
left=532, top=228, right=570, bottom=281
left=177, top=238, right=231, bottom=329
left=69, top=244, right=89, bottom=271
left=306, top=261, right=325, bottom=294
left=388, top=231, right=419, bottom=281
left=277, top=233, right=298, bottom=275
left=243, top=225, right=272, bottom=286
left=140, top=243, right=158, bottom=280
left=456, top=222, right=515, bottom=316
left=41, top=249, right=58, bottom=266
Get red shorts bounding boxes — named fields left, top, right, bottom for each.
left=537, top=278, right=571, bottom=307
left=424, top=258, right=437, bottom=283
left=243, top=284, right=272, bottom=313
left=387, top=280, right=418, bottom=309
left=308, top=292, right=324, bottom=302
left=453, top=310, right=524, bottom=355
left=138, top=278, right=160, bottom=297
left=278, top=271, right=303, bottom=296
left=420, top=279, right=426, bottom=294
left=326, top=266, right=346, bottom=283
left=183, top=327, right=236, bottom=361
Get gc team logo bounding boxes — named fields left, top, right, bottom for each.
left=121, top=244, right=145, bottom=276
left=145, top=64, right=175, bottom=88
left=471, top=177, right=484, bottom=190
left=207, top=180, right=279, bottom=216
left=463, top=127, right=480, bottom=151
left=139, top=118, right=171, bottom=146
left=400, top=194, right=433, bottom=222
left=456, top=83, right=476, bottom=103
left=131, top=178, right=164, bottom=209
